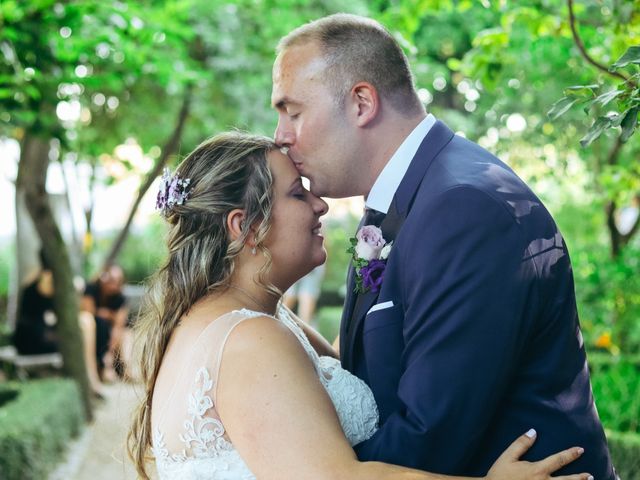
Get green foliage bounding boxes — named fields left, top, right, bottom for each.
left=346, top=237, right=368, bottom=294
left=549, top=45, right=640, bottom=146
left=116, top=219, right=168, bottom=284
left=0, top=242, right=13, bottom=298
left=0, top=242, right=13, bottom=329
left=551, top=197, right=640, bottom=354
left=576, top=244, right=640, bottom=354
left=590, top=358, right=640, bottom=433
left=0, top=379, right=85, bottom=480
left=606, top=430, right=640, bottom=480
left=322, top=216, right=359, bottom=297
left=90, top=218, right=168, bottom=283
left=316, top=305, right=342, bottom=343
left=0, top=322, right=11, bottom=347
left=0, top=0, right=195, bottom=138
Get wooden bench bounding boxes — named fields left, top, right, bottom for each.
left=0, top=345, right=63, bottom=380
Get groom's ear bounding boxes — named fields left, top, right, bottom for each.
left=349, top=82, right=379, bottom=128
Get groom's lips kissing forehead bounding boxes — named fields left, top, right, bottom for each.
left=281, top=146, right=304, bottom=173
left=292, top=158, right=304, bottom=174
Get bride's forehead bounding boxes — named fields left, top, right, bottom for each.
left=268, top=150, right=298, bottom=182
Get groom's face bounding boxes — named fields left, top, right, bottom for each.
left=272, top=43, right=355, bottom=198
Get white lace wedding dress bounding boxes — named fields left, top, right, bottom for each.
left=151, top=307, right=379, bottom=479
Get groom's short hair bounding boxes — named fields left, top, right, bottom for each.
left=277, top=13, right=423, bottom=115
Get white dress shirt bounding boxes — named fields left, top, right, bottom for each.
left=365, top=114, right=436, bottom=214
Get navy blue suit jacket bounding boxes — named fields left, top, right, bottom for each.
left=340, top=121, right=616, bottom=478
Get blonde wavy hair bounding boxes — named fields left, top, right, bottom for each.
left=126, top=131, right=278, bottom=479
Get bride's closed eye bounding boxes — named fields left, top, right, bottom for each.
left=292, top=187, right=306, bottom=200
left=290, top=179, right=308, bottom=200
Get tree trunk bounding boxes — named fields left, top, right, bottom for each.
left=18, top=132, right=93, bottom=420
left=58, top=156, right=83, bottom=275
left=602, top=136, right=625, bottom=259
left=80, top=159, right=98, bottom=277
left=102, top=85, right=193, bottom=270
left=605, top=199, right=621, bottom=258
left=11, top=190, right=42, bottom=330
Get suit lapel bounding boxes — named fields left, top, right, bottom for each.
left=394, top=120, right=455, bottom=216
left=340, top=120, right=456, bottom=371
left=339, top=214, right=368, bottom=358
left=339, top=261, right=358, bottom=358
left=342, top=200, right=403, bottom=370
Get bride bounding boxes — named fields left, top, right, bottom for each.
left=127, top=132, right=592, bottom=480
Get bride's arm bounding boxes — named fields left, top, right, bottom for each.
left=215, top=316, right=589, bottom=480
left=281, top=304, right=338, bottom=359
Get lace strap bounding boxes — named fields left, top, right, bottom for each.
left=276, top=306, right=322, bottom=370
left=218, top=307, right=322, bottom=379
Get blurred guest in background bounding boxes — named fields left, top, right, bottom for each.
left=283, top=264, right=325, bottom=325
left=81, top=264, right=128, bottom=381
left=13, top=250, right=104, bottom=396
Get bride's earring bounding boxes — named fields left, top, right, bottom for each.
left=251, top=246, right=257, bottom=255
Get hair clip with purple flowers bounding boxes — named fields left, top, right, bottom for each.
left=156, top=168, right=191, bottom=217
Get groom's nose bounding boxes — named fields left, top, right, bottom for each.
left=274, top=118, right=294, bottom=147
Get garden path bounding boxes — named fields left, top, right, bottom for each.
left=51, top=381, right=144, bottom=480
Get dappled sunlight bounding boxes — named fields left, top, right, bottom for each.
left=523, top=232, right=566, bottom=270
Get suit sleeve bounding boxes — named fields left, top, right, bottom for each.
left=353, top=185, right=535, bottom=473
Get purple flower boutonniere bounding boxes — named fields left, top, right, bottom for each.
left=347, top=225, right=393, bottom=294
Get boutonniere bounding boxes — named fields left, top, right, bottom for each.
left=347, top=225, right=393, bottom=294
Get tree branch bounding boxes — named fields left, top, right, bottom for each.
left=102, top=83, right=194, bottom=270
left=606, top=200, right=621, bottom=258
left=602, top=136, right=625, bottom=258
left=606, top=134, right=624, bottom=166
left=567, top=0, right=634, bottom=86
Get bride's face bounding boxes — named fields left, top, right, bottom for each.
left=263, top=150, right=328, bottom=289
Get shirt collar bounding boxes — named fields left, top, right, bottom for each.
left=365, top=114, right=436, bottom=214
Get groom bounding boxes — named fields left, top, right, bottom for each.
left=272, top=14, right=616, bottom=479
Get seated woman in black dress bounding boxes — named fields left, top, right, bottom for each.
left=13, top=252, right=104, bottom=395
left=13, top=268, right=58, bottom=355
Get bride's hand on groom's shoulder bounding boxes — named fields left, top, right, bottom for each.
left=486, top=429, right=593, bottom=480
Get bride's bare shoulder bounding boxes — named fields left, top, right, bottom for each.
left=221, top=313, right=301, bottom=357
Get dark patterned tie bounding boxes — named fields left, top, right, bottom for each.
left=362, top=207, right=386, bottom=228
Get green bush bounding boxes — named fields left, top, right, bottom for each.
left=322, top=216, right=359, bottom=297
left=588, top=352, right=640, bottom=369
left=0, top=379, right=85, bottom=480
left=316, top=306, right=342, bottom=343
left=0, top=322, right=11, bottom=347
left=589, top=356, right=640, bottom=434
left=0, top=241, right=13, bottom=327
left=607, top=430, right=640, bottom=480
left=0, top=242, right=13, bottom=299
left=553, top=200, right=640, bottom=355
